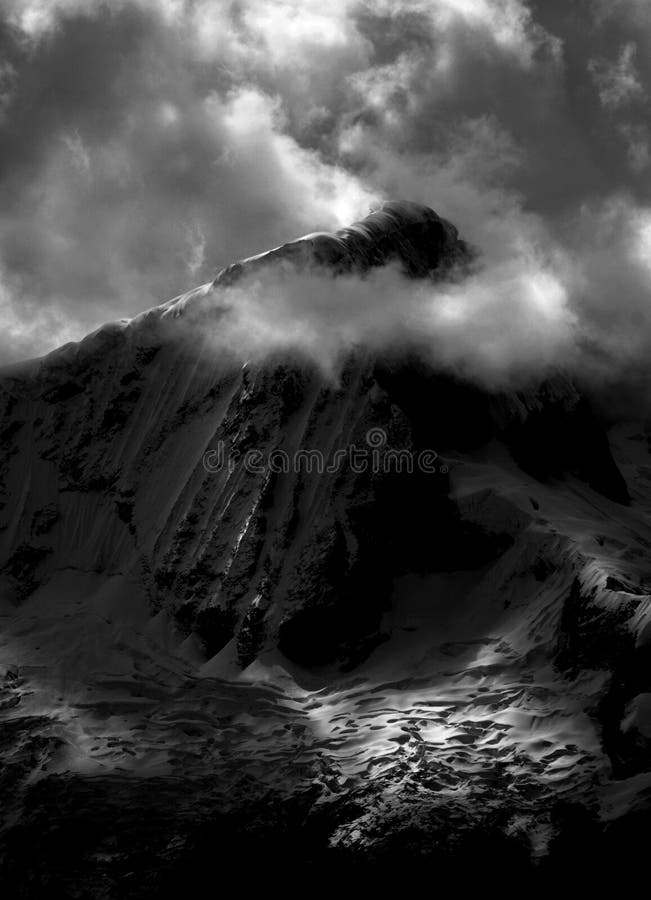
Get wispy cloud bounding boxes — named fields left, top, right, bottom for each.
left=589, top=42, right=644, bottom=108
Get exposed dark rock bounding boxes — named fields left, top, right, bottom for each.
left=194, top=606, right=237, bottom=657
left=3, top=543, right=52, bottom=602
left=236, top=601, right=268, bottom=667
left=503, top=392, right=630, bottom=504
left=31, top=505, right=59, bottom=536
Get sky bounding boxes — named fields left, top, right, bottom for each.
left=1, top=0, right=651, bottom=390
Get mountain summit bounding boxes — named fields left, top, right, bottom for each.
left=213, top=200, right=469, bottom=285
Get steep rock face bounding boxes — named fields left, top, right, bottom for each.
left=0, top=313, right=627, bottom=669
left=0, top=202, right=632, bottom=671
left=1, top=202, right=651, bottom=888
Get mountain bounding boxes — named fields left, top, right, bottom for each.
left=1, top=201, right=651, bottom=893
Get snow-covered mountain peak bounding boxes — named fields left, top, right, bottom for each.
left=1, top=203, right=650, bottom=884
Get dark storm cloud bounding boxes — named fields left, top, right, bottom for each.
left=0, top=0, right=650, bottom=395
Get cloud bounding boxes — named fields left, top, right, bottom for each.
left=169, top=186, right=651, bottom=401
left=194, top=251, right=576, bottom=389
left=619, top=122, right=650, bottom=174
left=0, top=2, right=375, bottom=361
left=589, top=42, right=644, bottom=108
left=0, top=0, right=649, bottom=412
